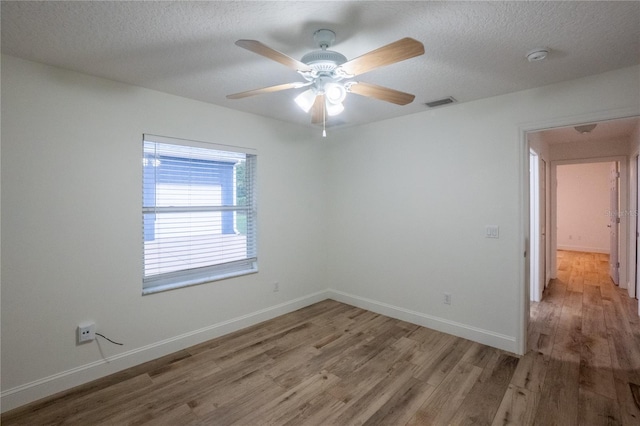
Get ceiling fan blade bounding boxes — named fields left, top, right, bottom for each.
left=348, top=82, right=415, bottom=105
left=338, top=38, right=424, bottom=77
left=226, top=82, right=309, bottom=99
left=235, top=40, right=313, bottom=73
left=311, top=95, right=325, bottom=124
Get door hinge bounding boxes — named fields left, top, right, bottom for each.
left=617, top=262, right=620, bottom=268
left=617, top=217, right=621, bottom=224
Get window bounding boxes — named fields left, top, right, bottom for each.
left=142, top=134, right=257, bottom=294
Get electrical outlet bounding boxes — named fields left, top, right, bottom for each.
left=77, top=322, right=95, bottom=343
left=273, top=281, right=279, bottom=292
left=443, top=293, right=452, bottom=305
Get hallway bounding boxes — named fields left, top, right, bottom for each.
left=528, top=250, right=640, bottom=425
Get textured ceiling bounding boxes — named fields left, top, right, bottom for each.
left=2, top=1, right=639, bottom=130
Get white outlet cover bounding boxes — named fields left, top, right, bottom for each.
left=77, top=322, right=96, bottom=343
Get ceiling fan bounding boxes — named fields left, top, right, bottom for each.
left=227, top=29, right=425, bottom=133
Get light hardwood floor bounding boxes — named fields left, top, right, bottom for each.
left=526, top=250, right=640, bottom=426
left=3, top=250, right=639, bottom=425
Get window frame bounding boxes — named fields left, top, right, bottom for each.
left=142, top=134, right=258, bottom=295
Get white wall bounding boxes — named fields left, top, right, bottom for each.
left=0, top=55, right=329, bottom=410
left=556, top=163, right=612, bottom=253
left=325, top=65, right=640, bottom=353
left=2, top=54, right=640, bottom=411
left=551, top=137, right=631, bottom=160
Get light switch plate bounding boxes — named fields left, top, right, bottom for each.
left=486, top=225, right=499, bottom=239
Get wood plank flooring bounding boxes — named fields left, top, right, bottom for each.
left=526, top=250, right=640, bottom=426
left=3, top=250, right=639, bottom=425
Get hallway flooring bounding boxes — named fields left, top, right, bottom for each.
left=527, top=250, right=640, bottom=425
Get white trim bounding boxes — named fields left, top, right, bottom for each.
left=0, top=290, right=329, bottom=412
left=143, top=133, right=257, bottom=155
left=518, top=107, right=640, bottom=134
left=636, top=152, right=639, bottom=299
left=530, top=151, right=541, bottom=303
left=1, top=287, right=521, bottom=412
left=327, top=289, right=517, bottom=353
left=519, top=123, right=529, bottom=356
left=557, top=245, right=610, bottom=254
left=628, top=152, right=639, bottom=299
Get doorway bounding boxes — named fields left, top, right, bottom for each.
left=521, top=114, right=640, bottom=355
left=550, top=158, right=626, bottom=293
left=555, top=161, right=618, bottom=279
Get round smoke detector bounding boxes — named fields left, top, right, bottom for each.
left=526, top=48, right=549, bottom=62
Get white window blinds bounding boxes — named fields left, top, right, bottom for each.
left=142, top=134, right=257, bottom=294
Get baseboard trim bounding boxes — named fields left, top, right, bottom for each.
left=557, top=245, right=609, bottom=254
left=1, top=290, right=329, bottom=413
left=327, top=289, right=517, bottom=353
left=2, top=288, right=518, bottom=412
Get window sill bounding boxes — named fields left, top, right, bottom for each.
left=142, top=268, right=258, bottom=295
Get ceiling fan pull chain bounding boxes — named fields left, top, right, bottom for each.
left=322, top=101, right=327, bottom=137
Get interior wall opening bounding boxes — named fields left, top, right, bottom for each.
left=523, top=114, right=640, bottom=354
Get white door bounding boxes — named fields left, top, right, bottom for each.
left=610, top=162, right=619, bottom=285
left=540, top=159, right=547, bottom=290
left=530, top=152, right=542, bottom=302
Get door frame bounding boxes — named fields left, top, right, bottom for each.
left=610, top=161, right=620, bottom=285
left=549, top=158, right=627, bottom=287
left=629, top=153, right=639, bottom=300
left=636, top=155, right=640, bottom=317
left=530, top=151, right=541, bottom=302
left=518, top=107, right=639, bottom=355
left=529, top=150, right=547, bottom=302
left=541, top=158, right=548, bottom=291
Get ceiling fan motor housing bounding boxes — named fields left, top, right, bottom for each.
left=313, top=29, right=336, bottom=48
left=300, top=50, right=347, bottom=73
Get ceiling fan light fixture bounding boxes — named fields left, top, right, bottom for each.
left=228, top=32, right=425, bottom=128
left=294, top=89, right=316, bottom=113
left=325, top=82, right=347, bottom=104
left=326, top=101, right=344, bottom=116
left=575, top=123, right=597, bottom=134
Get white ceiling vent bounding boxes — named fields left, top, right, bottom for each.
left=425, top=97, right=456, bottom=108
